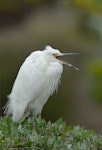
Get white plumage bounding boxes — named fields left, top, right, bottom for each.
left=4, top=45, right=79, bottom=125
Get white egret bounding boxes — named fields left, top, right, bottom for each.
left=4, top=45, right=79, bottom=128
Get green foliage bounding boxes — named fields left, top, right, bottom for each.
left=0, top=117, right=102, bottom=149
left=73, top=0, right=102, bottom=13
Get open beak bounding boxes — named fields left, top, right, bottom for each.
left=57, top=52, right=80, bottom=71
left=59, top=52, right=80, bottom=56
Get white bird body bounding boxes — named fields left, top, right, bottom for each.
left=4, top=45, right=79, bottom=124
left=5, top=46, right=64, bottom=122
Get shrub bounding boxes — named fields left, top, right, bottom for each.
left=0, top=117, right=102, bottom=150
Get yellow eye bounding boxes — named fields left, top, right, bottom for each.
left=53, top=54, right=58, bottom=58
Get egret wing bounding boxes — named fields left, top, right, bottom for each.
left=11, top=51, right=48, bottom=102
left=4, top=51, right=48, bottom=119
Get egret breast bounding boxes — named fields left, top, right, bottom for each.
left=29, top=61, right=63, bottom=115
left=46, top=62, right=63, bottom=95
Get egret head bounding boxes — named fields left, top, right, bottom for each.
left=44, top=45, right=61, bottom=58
left=44, top=45, right=79, bottom=70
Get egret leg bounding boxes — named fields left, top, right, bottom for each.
left=29, top=111, right=35, bottom=129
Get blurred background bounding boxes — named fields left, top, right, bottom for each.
left=0, top=0, right=102, bottom=133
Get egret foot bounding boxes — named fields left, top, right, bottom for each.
left=29, top=111, right=35, bottom=129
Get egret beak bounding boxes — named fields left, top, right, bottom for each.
left=58, top=52, right=80, bottom=71
left=60, top=52, right=80, bottom=56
